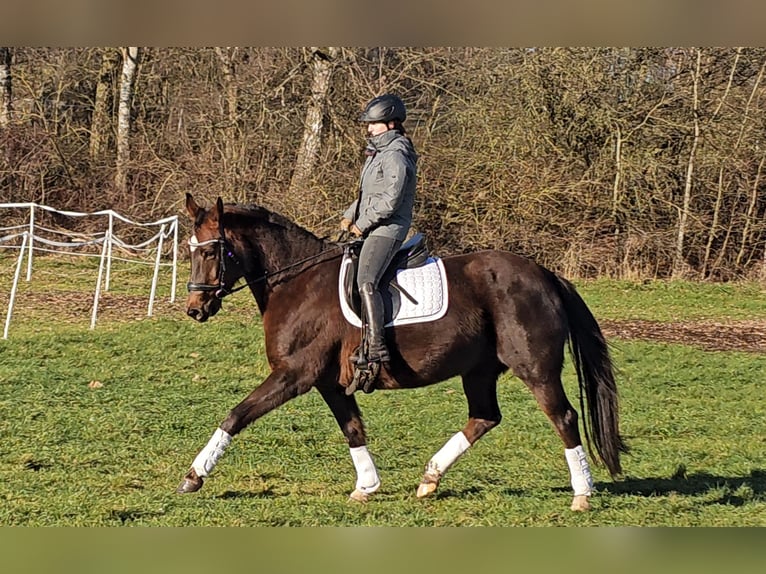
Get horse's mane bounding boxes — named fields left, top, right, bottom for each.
left=223, top=203, right=323, bottom=244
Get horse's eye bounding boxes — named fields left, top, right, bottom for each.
left=202, top=249, right=217, bottom=260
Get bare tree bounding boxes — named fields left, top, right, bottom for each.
left=0, top=47, right=11, bottom=127
left=737, top=154, right=765, bottom=268
left=115, top=47, right=141, bottom=197
left=673, top=48, right=702, bottom=279
left=214, top=47, right=241, bottom=197
left=288, top=47, right=338, bottom=200
left=89, top=48, right=119, bottom=161
left=702, top=49, right=755, bottom=277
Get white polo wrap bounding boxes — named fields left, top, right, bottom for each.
left=192, top=427, right=232, bottom=477
left=426, top=431, right=471, bottom=476
left=565, top=445, right=593, bottom=496
left=349, top=445, right=381, bottom=494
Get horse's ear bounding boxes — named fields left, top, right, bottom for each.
left=215, top=197, right=225, bottom=235
left=185, top=193, right=201, bottom=220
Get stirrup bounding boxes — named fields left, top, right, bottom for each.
left=346, top=361, right=380, bottom=395
left=361, top=361, right=380, bottom=393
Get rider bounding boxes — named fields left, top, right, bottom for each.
left=340, top=93, right=419, bottom=366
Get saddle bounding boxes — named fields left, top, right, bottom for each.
left=340, top=233, right=444, bottom=395
left=338, top=233, right=449, bottom=332
left=341, top=233, right=430, bottom=318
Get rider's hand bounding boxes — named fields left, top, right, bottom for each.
left=340, top=217, right=352, bottom=231
left=349, top=224, right=363, bottom=237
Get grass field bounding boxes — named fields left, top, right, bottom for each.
left=0, top=254, right=764, bottom=526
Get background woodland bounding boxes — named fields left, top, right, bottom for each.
left=1, top=47, right=765, bottom=280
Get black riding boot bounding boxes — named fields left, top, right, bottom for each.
left=361, top=282, right=390, bottom=363
left=346, top=283, right=389, bottom=395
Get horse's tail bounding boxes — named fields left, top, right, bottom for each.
left=548, top=271, right=628, bottom=477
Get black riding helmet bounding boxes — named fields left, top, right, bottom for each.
left=358, top=94, right=406, bottom=123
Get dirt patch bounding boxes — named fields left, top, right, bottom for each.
left=2, top=290, right=184, bottom=323
left=600, top=319, right=766, bottom=354
left=3, top=290, right=765, bottom=354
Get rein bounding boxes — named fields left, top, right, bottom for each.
left=187, top=235, right=344, bottom=300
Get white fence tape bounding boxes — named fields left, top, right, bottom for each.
left=0, top=203, right=179, bottom=338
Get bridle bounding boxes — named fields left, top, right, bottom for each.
left=186, top=232, right=345, bottom=300
left=186, top=235, right=242, bottom=299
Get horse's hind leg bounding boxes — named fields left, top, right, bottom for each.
left=315, top=382, right=380, bottom=502
left=417, top=367, right=502, bottom=499
left=523, top=372, right=594, bottom=511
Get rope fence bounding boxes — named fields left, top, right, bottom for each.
left=0, top=203, right=179, bottom=339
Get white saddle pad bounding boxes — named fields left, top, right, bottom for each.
left=339, top=256, right=449, bottom=328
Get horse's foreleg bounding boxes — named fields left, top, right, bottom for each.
left=177, top=368, right=309, bottom=494
left=176, top=427, right=232, bottom=493
left=348, top=445, right=381, bottom=502
left=315, top=383, right=380, bottom=502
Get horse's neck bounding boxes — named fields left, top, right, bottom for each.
left=257, top=226, right=325, bottom=273
left=237, top=219, right=326, bottom=311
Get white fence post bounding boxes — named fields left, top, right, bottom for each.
left=25, top=204, right=34, bottom=281
left=90, top=236, right=109, bottom=330
left=170, top=218, right=178, bottom=303
left=148, top=223, right=166, bottom=317
left=4, top=232, right=29, bottom=339
left=105, top=211, right=114, bottom=291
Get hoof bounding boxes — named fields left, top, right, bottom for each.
left=416, top=482, right=437, bottom=498
left=570, top=494, right=591, bottom=511
left=176, top=469, right=204, bottom=494
left=416, top=472, right=440, bottom=498
left=348, top=489, right=369, bottom=503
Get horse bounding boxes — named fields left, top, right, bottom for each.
left=177, top=193, right=628, bottom=511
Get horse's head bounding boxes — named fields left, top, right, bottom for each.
left=184, top=193, right=243, bottom=322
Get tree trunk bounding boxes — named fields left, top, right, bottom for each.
left=703, top=52, right=760, bottom=277
left=702, top=166, right=725, bottom=277
left=0, top=47, right=11, bottom=127
left=673, top=48, right=701, bottom=279
left=214, top=47, right=241, bottom=199
left=288, top=47, right=338, bottom=200
left=90, top=48, right=119, bottom=161
left=115, top=47, right=141, bottom=197
left=611, top=124, right=623, bottom=224
left=762, top=236, right=766, bottom=283
left=737, top=154, right=764, bottom=268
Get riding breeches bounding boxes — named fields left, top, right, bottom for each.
left=356, top=235, right=402, bottom=291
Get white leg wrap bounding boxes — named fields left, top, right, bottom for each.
left=426, top=431, right=471, bottom=476
left=349, top=445, right=381, bottom=494
left=565, top=445, right=593, bottom=496
left=192, top=427, right=232, bottom=477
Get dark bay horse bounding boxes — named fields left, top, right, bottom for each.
left=177, top=193, right=628, bottom=511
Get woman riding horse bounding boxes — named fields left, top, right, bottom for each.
left=340, top=94, right=418, bottom=385
left=178, top=193, right=627, bottom=512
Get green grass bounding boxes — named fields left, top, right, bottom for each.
left=576, top=278, right=765, bottom=321
left=0, top=255, right=764, bottom=525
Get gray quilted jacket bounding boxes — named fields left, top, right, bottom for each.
left=343, top=130, right=418, bottom=241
